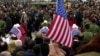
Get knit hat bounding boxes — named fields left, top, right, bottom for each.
left=41, top=20, right=48, bottom=27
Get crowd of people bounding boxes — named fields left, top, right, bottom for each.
left=0, top=1, right=100, bottom=56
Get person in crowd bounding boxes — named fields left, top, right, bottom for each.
left=0, top=42, right=8, bottom=52
left=8, top=39, right=16, bottom=53
left=72, top=24, right=81, bottom=37
left=75, top=9, right=83, bottom=27
left=75, top=34, right=100, bottom=56
left=34, top=15, right=41, bottom=31
left=73, top=35, right=83, bottom=53
left=33, top=44, right=43, bottom=56
left=82, top=16, right=92, bottom=30
left=23, top=36, right=31, bottom=50
left=43, top=12, right=51, bottom=21
left=40, top=20, right=49, bottom=34
left=0, top=1, right=99, bottom=56
left=40, top=38, right=50, bottom=56
left=0, top=10, right=6, bottom=37
left=35, top=32, right=43, bottom=44
left=27, top=15, right=33, bottom=39
left=3, top=13, right=12, bottom=33
left=12, top=40, right=24, bottom=56
left=16, top=51, right=25, bottom=56
left=20, top=11, right=28, bottom=24
left=68, top=12, right=76, bottom=27
left=9, top=10, right=21, bottom=25
left=8, top=34, right=17, bottom=53
left=89, top=19, right=100, bottom=35
left=80, top=24, right=93, bottom=44
left=25, top=40, right=36, bottom=56
left=1, top=34, right=11, bottom=44
left=0, top=51, right=11, bottom=56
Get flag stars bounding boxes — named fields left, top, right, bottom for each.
left=57, top=0, right=67, bottom=19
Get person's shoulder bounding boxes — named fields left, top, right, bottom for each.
left=40, top=43, right=49, bottom=47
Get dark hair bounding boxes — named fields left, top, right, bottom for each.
left=24, top=37, right=31, bottom=50
left=16, top=51, right=25, bottom=56
left=28, top=40, right=36, bottom=49
left=43, top=38, right=50, bottom=44
left=0, top=42, right=8, bottom=52
left=10, top=34, right=17, bottom=40
left=33, top=44, right=41, bottom=56
left=85, top=24, right=90, bottom=29
left=35, top=38, right=43, bottom=44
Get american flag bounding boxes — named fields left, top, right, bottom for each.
left=46, top=0, right=73, bottom=48
left=9, top=28, right=22, bottom=39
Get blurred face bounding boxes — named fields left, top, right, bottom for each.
left=54, top=42, right=60, bottom=47
left=40, top=10, right=44, bottom=13
left=5, top=52, right=11, bottom=56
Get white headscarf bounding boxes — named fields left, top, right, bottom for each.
left=72, top=24, right=78, bottom=29
left=13, top=23, right=20, bottom=28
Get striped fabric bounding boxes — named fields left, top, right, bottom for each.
left=9, top=28, right=22, bottom=39
left=46, top=0, right=73, bottom=48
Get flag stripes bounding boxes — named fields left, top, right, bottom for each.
left=46, top=0, right=73, bottom=48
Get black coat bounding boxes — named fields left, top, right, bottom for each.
left=12, top=47, right=24, bottom=56
left=75, top=11, right=83, bottom=27
left=10, top=13, right=21, bottom=25
left=40, top=43, right=49, bottom=56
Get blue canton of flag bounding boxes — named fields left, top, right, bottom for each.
left=10, top=28, right=19, bottom=35
left=57, top=0, right=67, bottom=19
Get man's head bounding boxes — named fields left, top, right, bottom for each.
left=0, top=51, right=11, bottom=56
